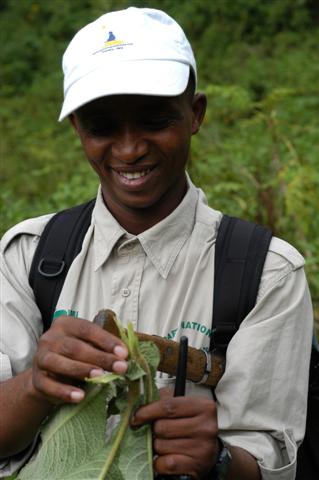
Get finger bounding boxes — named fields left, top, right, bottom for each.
left=132, top=396, right=216, bottom=425
left=36, top=351, right=106, bottom=380
left=51, top=316, right=128, bottom=358
left=153, top=415, right=218, bottom=439
left=38, top=336, right=127, bottom=373
left=159, top=387, right=172, bottom=399
left=33, top=370, right=85, bottom=404
left=154, top=437, right=218, bottom=466
left=154, top=453, right=199, bottom=478
left=154, top=437, right=202, bottom=456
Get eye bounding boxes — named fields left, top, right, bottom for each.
left=85, top=125, right=114, bottom=137
left=84, top=120, right=116, bottom=137
left=77, top=115, right=115, bottom=137
left=141, top=116, right=178, bottom=131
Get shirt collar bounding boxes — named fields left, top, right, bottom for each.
left=92, top=178, right=200, bottom=277
left=138, top=181, right=198, bottom=278
left=92, top=187, right=127, bottom=271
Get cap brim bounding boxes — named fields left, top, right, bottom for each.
left=59, top=60, right=190, bottom=121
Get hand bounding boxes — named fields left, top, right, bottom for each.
left=131, top=388, right=219, bottom=479
left=32, top=315, right=128, bottom=404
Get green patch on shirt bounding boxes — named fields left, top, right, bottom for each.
left=53, top=309, right=79, bottom=319
left=181, top=321, right=212, bottom=337
left=164, top=328, right=178, bottom=340
left=165, top=322, right=212, bottom=340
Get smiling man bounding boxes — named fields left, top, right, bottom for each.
left=71, top=89, right=205, bottom=234
left=0, top=7, right=313, bottom=480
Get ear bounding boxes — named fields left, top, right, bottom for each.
left=68, top=113, right=80, bottom=134
left=191, top=93, right=207, bottom=135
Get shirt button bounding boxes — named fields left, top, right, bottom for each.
left=122, top=288, right=131, bottom=297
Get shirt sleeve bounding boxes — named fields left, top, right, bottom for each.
left=0, top=440, right=39, bottom=479
left=0, top=231, right=43, bottom=477
left=215, top=243, right=313, bottom=479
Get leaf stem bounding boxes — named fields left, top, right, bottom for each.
left=98, top=381, right=139, bottom=480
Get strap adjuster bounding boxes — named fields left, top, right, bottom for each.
left=38, top=257, right=65, bottom=277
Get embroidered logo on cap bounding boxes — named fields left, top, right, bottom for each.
left=103, top=31, right=124, bottom=48
left=93, top=28, right=133, bottom=55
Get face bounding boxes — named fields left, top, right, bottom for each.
left=71, top=90, right=206, bottom=230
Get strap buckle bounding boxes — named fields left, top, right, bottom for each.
left=38, top=257, right=65, bottom=277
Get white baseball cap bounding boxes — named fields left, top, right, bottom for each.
left=58, top=7, right=197, bottom=121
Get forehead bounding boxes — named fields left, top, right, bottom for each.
left=75, top=93, right=190, bottom=119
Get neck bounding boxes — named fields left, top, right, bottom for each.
left=101, top=180, right=187, bottom=235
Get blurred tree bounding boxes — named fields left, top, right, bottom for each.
left=1, top=0, right=318, bottom=328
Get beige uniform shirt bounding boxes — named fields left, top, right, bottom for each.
left=0, top=180, right=313, bottom=479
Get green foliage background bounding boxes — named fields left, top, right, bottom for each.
left=1, top=0, right=318, bottom=327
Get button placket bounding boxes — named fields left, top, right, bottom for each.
left=130, top=254, right=146, bottom=330
left=122, top=288, right=131, bottom=297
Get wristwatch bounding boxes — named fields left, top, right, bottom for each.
left=209, top=437, right=232, bottom=480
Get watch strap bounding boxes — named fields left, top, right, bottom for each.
left=209, top=437, right=232, bottom=480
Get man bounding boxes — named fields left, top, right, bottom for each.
left=0, top=7, right=313, bottom=480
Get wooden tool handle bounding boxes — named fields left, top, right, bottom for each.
left=95, top=309, right=225, bottom=388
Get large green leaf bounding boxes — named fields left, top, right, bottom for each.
left=17, top=329, right=159, bottom=480
left=17, top=384, right=111, bottom=479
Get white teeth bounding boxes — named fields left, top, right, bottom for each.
left=120, top=169, right=150, bottom=180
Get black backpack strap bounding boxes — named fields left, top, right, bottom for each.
left=29, top=199, right=95, bottom=331
left=211, top=215, right=272, bottom=352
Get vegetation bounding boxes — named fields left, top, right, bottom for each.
left=17, top=312, right=160, bottom=479
left=1, top=0, right=318, bottom=328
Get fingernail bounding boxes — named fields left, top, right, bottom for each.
left=70, top=391, right=84, bottom=402
left=89, top=368, right=105, bottom=378
left=113, top=345, right=128, bottom=359
left=130, top=413, right=142, bottom=430
left=113, top=360, right=127, bottom=374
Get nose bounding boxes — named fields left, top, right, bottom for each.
left=111, top=126, right=148, bottom=163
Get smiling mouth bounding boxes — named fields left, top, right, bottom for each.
left=117, top=168, right=152, bottom=180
